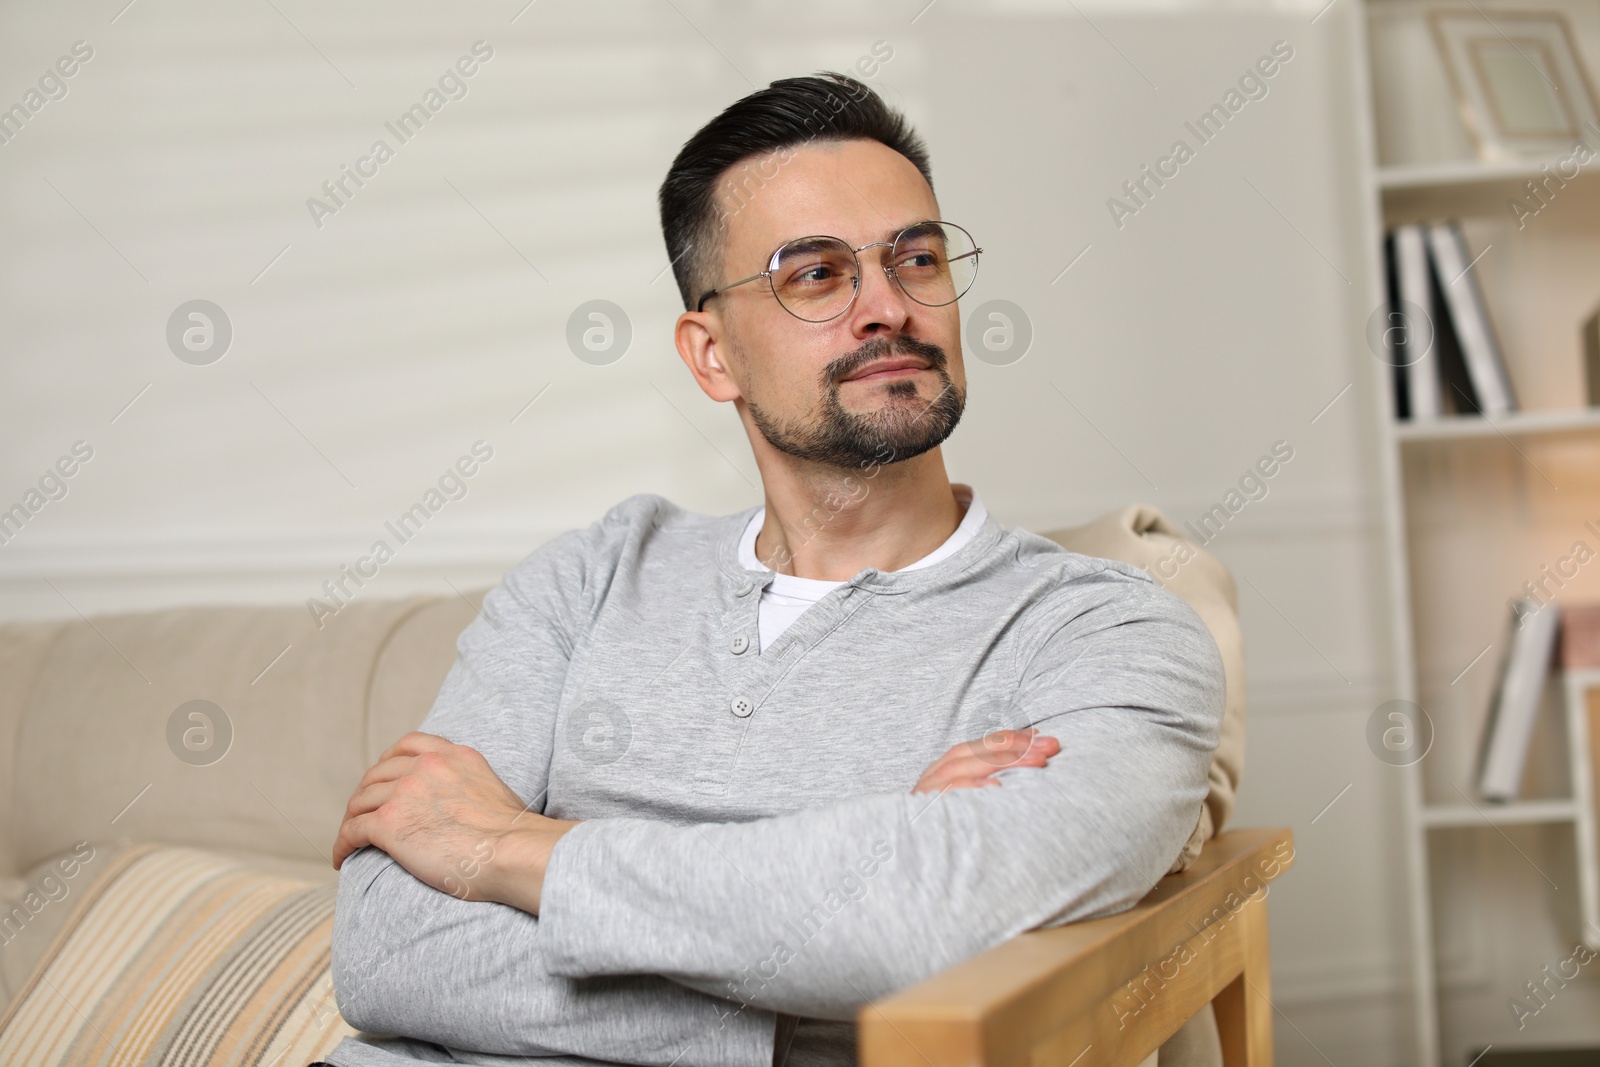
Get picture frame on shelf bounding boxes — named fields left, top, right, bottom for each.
left=1428, top=8, right=1600, bottom=161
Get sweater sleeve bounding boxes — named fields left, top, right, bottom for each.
left=329, top=511, right=778, bottom=1066
left=536, top=574, right=1226, bottom=1021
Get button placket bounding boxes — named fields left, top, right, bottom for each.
left=691, top=576, right=766, bottom=795
left=726, top=583, right=762, bottom=721
left=700, top=574, right=870, bottom=790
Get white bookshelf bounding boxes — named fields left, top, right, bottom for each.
left=1419, top=798, right=1582, bottom=829
left=1354, top=1, right=1600, bottom=1062
left=1377, top=158, right=1593, bottom=189
left=1393, top=408, right=1600, bottom=442
left=1415, top=667, right=1599, bottom=945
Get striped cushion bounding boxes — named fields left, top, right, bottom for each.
left=0, top=843, right=358, bottom=1065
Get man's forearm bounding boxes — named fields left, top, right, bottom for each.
left=535, top=747, right=1209, bottom=1020
left=330, top=843, right=778, bottom=1066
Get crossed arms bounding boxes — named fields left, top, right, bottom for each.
left=326, top=523, right=1224, bottom=1062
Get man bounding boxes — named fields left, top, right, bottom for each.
left=318, top=71, right=1224, bottom=1067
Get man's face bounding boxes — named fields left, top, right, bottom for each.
left=701, top=138, right=966, bottom=472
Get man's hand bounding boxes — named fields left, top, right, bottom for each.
left=912, top=727, right=1059, bottom=794
left=331, top=731, right=578, bottom=915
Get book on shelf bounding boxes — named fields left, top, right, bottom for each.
left=1476, top=600, right=1561, bottom=802
left=1391, top=224, right=1441, bottom=418
left=1382, top=231, right=1409, bottom=419
left=1382, top=220, right=1516, bottom=420
left=1426, top=221, right=1516, bottom=415
left=1426, top=242, right=1483, bottom=417
left=1585, top=303, right=1600, bottom=407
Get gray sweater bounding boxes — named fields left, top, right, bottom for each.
left=325, top=492, right=1225, bottom=1067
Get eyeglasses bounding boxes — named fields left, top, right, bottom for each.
left=695, top=220, right=982, bottom=323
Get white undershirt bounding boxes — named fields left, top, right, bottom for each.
left=737, top=484, right=988, bottom=652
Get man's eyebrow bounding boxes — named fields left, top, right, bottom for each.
left=764, top=220, right=942, bottom=253
left=876, top=219, right=940, bottom=243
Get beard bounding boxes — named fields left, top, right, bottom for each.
left=745, top=334, right=965, bottom=470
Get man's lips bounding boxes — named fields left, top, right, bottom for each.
left=842, top=359, right=930, bottom=382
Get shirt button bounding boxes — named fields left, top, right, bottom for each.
left=731, top=696, right=754, bottom=717
left=737, top=581, right=754, bottom=597
left=730, top=634, right=749, bottom=654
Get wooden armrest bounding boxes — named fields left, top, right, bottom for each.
left=857, top=827, right=1295, bottom=1067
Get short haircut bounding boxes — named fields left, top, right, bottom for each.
left=658, top=71, right=934, bottom=313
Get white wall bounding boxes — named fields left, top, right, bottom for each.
left=0, top=1, right=1412, bottom=1061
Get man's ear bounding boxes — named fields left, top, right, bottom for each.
left=674, top=311, right=739, bottom=402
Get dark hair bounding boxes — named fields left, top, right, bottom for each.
left=658, top=71, right=934, bottom=312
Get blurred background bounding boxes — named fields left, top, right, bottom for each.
left=3, top=0, right=1599, bottom=1063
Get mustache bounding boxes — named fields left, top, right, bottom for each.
left=832, top=336, right=947, bottom=382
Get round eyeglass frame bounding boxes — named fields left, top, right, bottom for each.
left=694, top=220, right=982, bottom=322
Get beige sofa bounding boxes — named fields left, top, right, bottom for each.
left=0, top=504, right=1247, bottom=1065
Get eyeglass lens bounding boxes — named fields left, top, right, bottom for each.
left=769, top=222, right=978, bottom=322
